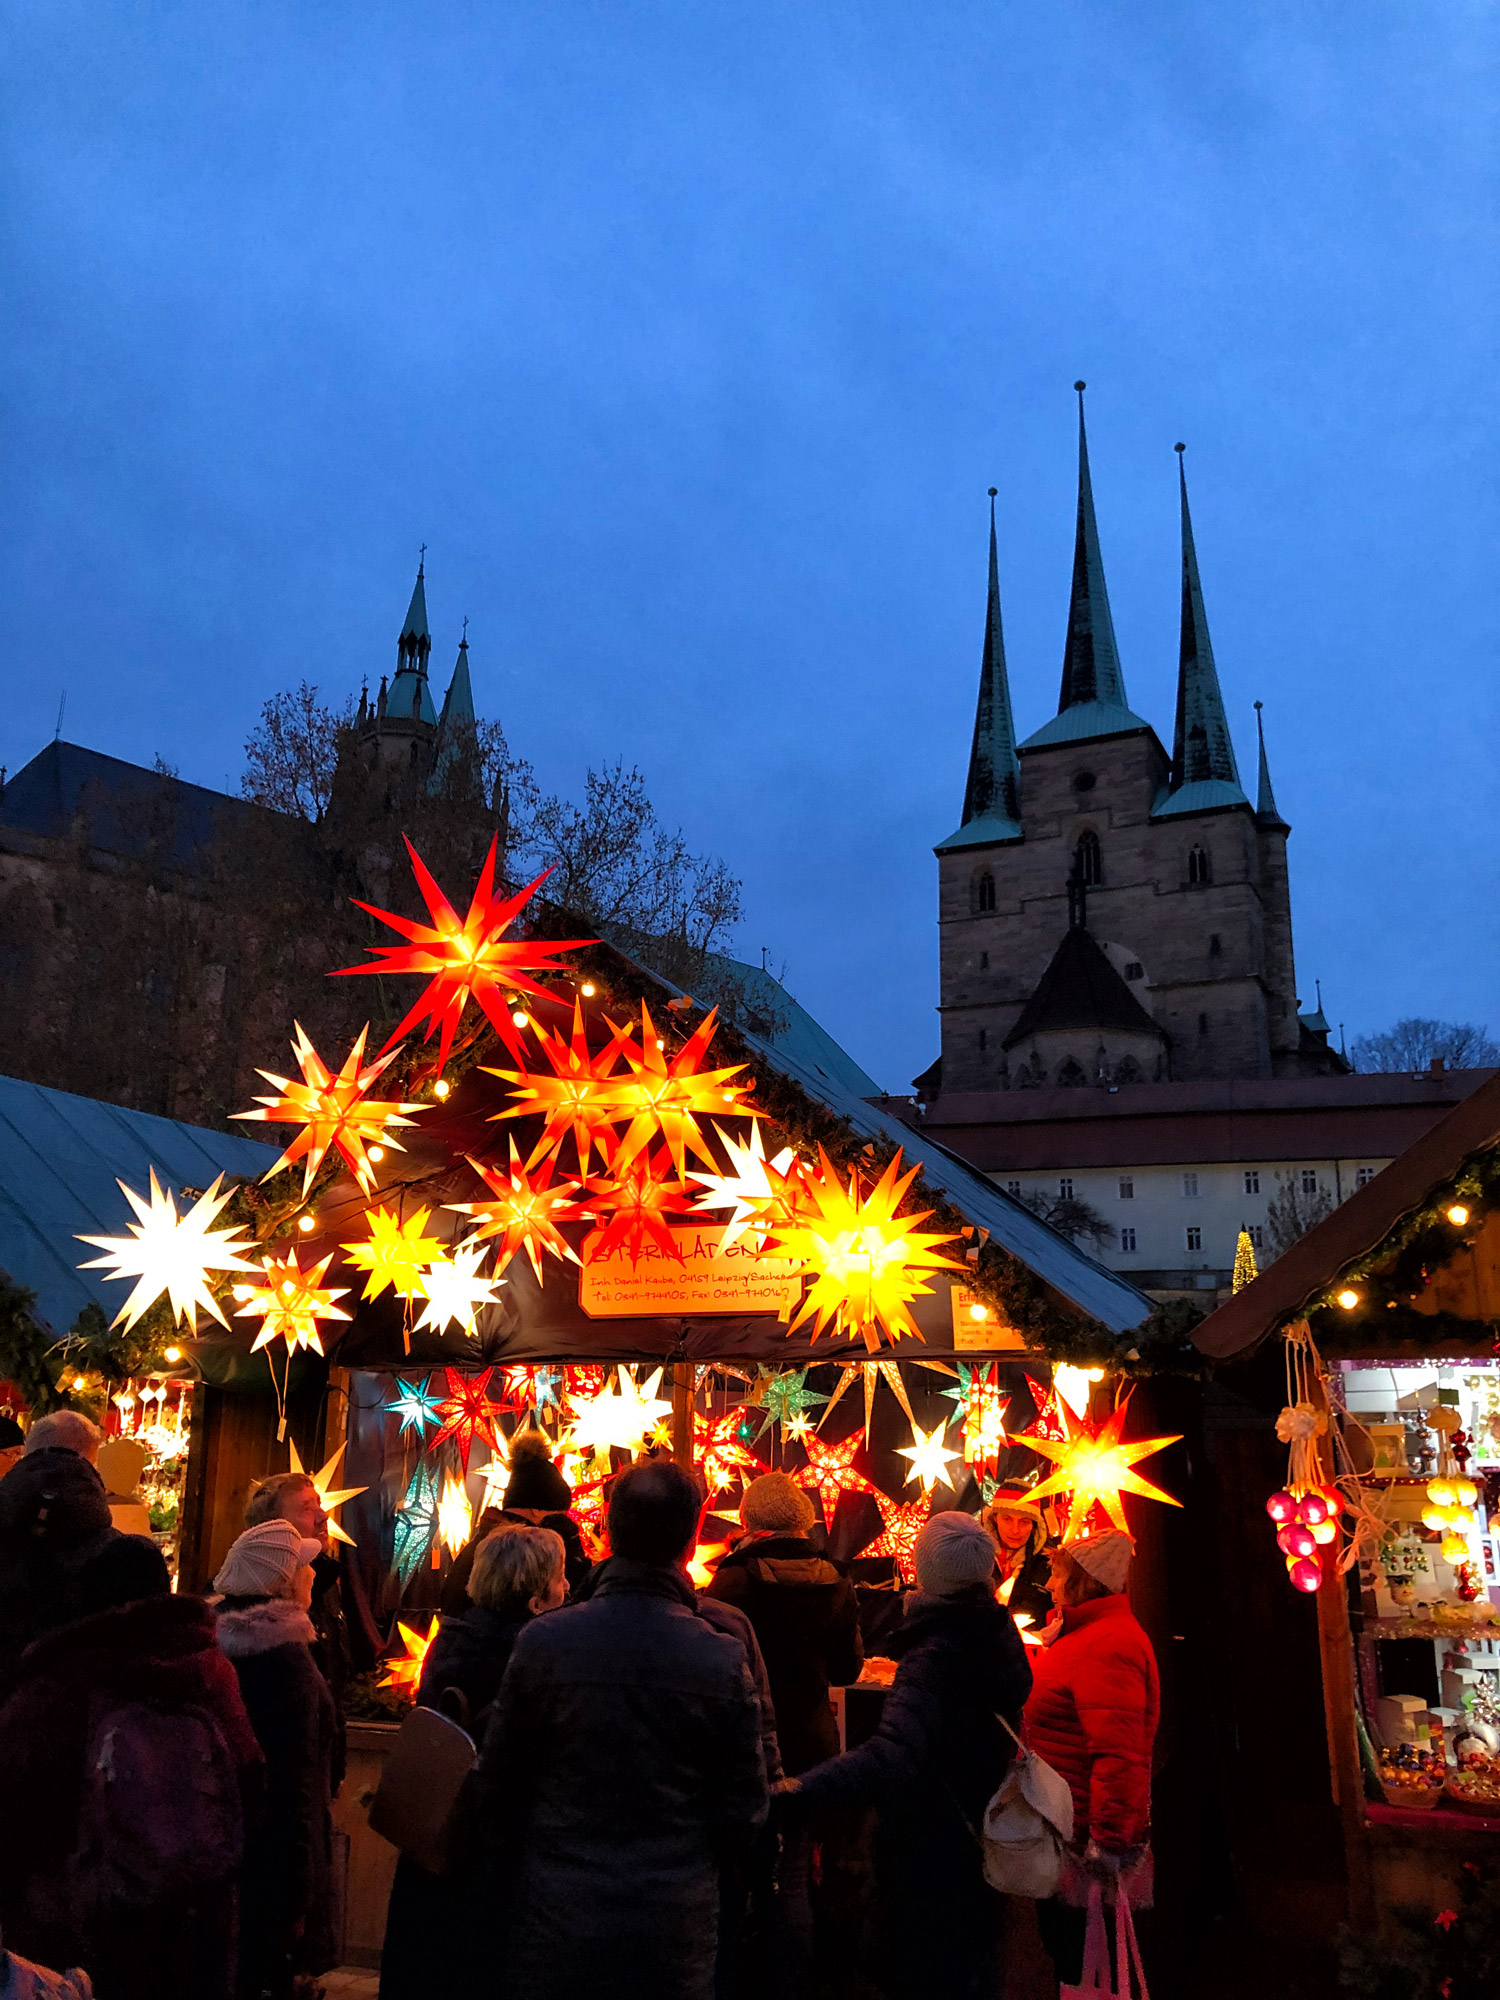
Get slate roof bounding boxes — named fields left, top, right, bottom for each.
left=0, top=741, right=259, bottom=870
left=1001, top=926, right=1167, bottom=1052
left=0, top=1074, right=279, bottom=1337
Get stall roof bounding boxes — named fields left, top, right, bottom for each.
left=1192, top=1069, right=1500, bottom=1360
left=0, top=1074, right=279, bottom=1337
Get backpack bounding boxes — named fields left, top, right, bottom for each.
left=66, top=1692, right=244, bottom=1920
left=980, top=1714, right=1075, bottom=1898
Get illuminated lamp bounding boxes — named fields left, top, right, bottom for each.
left=433, top=1079, right=451, bottom=1099
left=580, top=982, right=596, bottom=996
left=1454, top=1478, right=1479, bottom=1508
left=1422, top=1505, right=1450, bottom=1532
left=77, top=1169, right=257, bottom=1332
left=1299, top=1492, right=1330, bottom=1526
left=233, top=1023, right=421, bottom=1196
left=1441, top=1533, right=1470, bottom=1562
left=1277, top=1524, right=1316, bottom=1559
left=1288, top=1557, right=1323, bottom=1594
left=163, top=1346, right=182, bottom=1364
left=1428, top=1479, right=1456, bottom=1507
left=1310, top=1519, right=1338, bottom=1545
left=1335, top=1289, right=1360, bottom=1311
left=298, top=1215, right=316, bottom=1232
left=1447, top=1205, right=1470, bottom=1226
left=968, top=1302, right=988, bottom=1322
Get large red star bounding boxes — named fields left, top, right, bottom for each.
left=796, top=1432, right=878, bottom=1524
left=429, top=1367, right=506, bottom=1472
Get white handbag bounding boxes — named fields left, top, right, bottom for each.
left=980, top=1714, right=1075, bottom=1898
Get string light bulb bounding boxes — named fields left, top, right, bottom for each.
left=1336, top=1288, right=1360, bottom=1311
left=72, top=1375, right=87, bottom=1390
left=298, top=1214, right=316, bottom=1233
left=433, top=1079, right=451, bottom=1099
left=163, top=1346, right=182, bottom=1364
left=968, top=1302, right=988, bottom=1322
left=368, top=1145, right=385, bottom=1163
left=1447, top=1204, right=1470, bottom=1226
left=512, top=1010, right=529, bottom=1028
left=581, top=982, right=596, bottom=997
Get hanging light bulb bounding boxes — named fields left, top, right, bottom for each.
left=1336, top=1288, right=1360, bottom=1311
left=433, top=1079, right=451, bottom=1099
left=1447, top=1205, right=1470, bottom=1226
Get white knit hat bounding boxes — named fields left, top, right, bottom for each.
left=214, top=1519, right=321, bottom=1597
left=914, top=1512, right=999, bottom=1598
left=1068, top=1530, right=1135, bottom=1595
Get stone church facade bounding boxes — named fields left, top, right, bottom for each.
left=930, top=391, right=1343, bottom=1101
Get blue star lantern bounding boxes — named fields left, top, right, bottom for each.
left=392, top=1461, right=440, bottom=1585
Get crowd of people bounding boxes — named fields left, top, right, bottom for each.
left=0, top=1407, right=1161, bottom=2000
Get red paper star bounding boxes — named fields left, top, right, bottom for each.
left=450, top=1143, right=589, bottom=1284
left=429, top=1367, right=506, bottom=1472
left=581, top=1153, right=698, bottom=1268
left=335, top=836, right=592, bottom=1070
left=866, top=1493, right=927, bottom=1583
left=605, top=1004, right=753, bottom=1178
left=694, top=1407, right=765, bottom=1496
left=796, top=1431, right=878, bottom=1524
left=1022, top=1375, right=1068, bottom=1444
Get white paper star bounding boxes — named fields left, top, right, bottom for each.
left=78, top=1169, right=257, bottom=1331
left=414, top=1239, right=505, bottom=1337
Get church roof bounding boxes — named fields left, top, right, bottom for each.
left=429, top=636, right=477, bottom=792
left=1155, top=448, right=1247, bottom=816
left=0, top=740, right=259, bottom=869
left=1002, top=924, right=1167, bottom=1051
left=936, top=494, right=1023, bottom=854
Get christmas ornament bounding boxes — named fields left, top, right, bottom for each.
left=691, top=1121, right=799, bottom=1251
left=897, top=1417, right=963, bottom=1494
left=234, top=1024, right=421, bottom=1197
left=392, top=1461, right=441, bottom=1583
left=474, top=1444, right=511, bottom=1514
left=436, top=1471, right=474, bottom=1557
left=234, top=1249, right=351, bottom=1358
left=765, top=1147, right=962, bottom=1353
left=797, top=1431, right=878, bottom=1523
left=378, top=1617, right=436, bottom=1697
left=751, top=1367, right=829, bottom=1440
left=1021, top=1397, right=1182, bottom=1539
left=688, top=1539, right=731, bottom=1590
left=694, top=1407, right=764, bottom=1495
left=1424, top=1405, right=1479, bottom=1563
left=449, top=1143, right=587, bottom=1283
left=487, top=1001, right=629, bottom=1177
left=866, top=1494, right=927, bottom=1583
left=1021, top=1376, right=1068, bottom=1445
left=581, top=1155, right=698, bottom=1268
left=413, top=1239, right=505, bottom=1338
left=78, top=1170, right=257, bottom=1332
left=341, top=1203, right=449, bottom=1304
left=604, top=1004, right=752, bottom=1177
left=429, top=1369, right=507, bottom=1471
left=384, top=1376, right=444, bottom=1441
left=1051, top=1365, right=1103, bottom=1422
left=288, top=1440, right=368, bottom=1549
left=942, top=1362, right=1009, bottom=1475
left=564, top=1365, right=674, bottom=1457
left=338, top=836, right=591, bottom=1070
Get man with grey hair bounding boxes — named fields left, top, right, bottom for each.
left=22, top=1411, right=100, bottom=1465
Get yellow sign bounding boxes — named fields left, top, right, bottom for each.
left=580, top=1226, right=802, bottom=1319
left=950, top=1285, right=1027, bottom=1351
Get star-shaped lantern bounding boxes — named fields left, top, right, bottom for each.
left=564, top=1365, right=674, bottom=1457
left=449, top=1144, right=587, bottom=1283
left=797, top=1431, right=878, bottom=1524
left=436, top=1471, right=474, bottom=1557
left=234, top=1024, right=422, bottom=1197
left=234, top=1248, right=352, bottom=1358
left=384, top=1376, right=444, bottom=1442
left=288, top=1440, right=368, bottom=1549
left=79, top=1169, right=258, bottom=1332
left=474, top=1443, right=511, bottom=1515
left=765, top=1147, right=962, bottom=1353
left=688, top=1539, right=731, bottom=1590
left=486, top=1000, right=630, bottom=1177
left=752, top=1367, right=828, bottom=1440
left=823, top=1358, right=916, bottom=1441
left=392, top=1461, right=441, bottom=1582
left=942, top=1362, right=1010, bottom=1476
left=341, top=1203, right=449, bottom=1304
left=692, top=1120, right=799, bottom=1251
left=866, top=1494, right=927, bottom=1583
left=694, top=1406, right=764, bottom=1496
left=378, top=1617, right=437, bottom=1697
left=337, top=836, right=591, bottom=1071
left=581, top=1155, right=698, bottom=1268
left=604, top=1004, right=752, bottom=1178
left=897, top=1417, right=964, bottom=1495
left=414, top=1240, right=505, bottom=1338
left=1021, top=1397, right=1183, bottom=1539
left=429, top=1368, right=507, bottom=1471
left=1021, top=1375, right=1068, bottom=1445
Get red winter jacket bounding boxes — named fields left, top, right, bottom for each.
left=1022, top=1593, right=1159, bottom=1852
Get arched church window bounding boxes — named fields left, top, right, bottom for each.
left=974, top=871, right=996, bottom=914
left=1187, top=843, right=1212, bottom=885
left=1114, top=1056, right=1141, bottom=1085
left=1056, top=1058, right=1087, bottom=1088
left=1075, top=829, right=1103, bottom=886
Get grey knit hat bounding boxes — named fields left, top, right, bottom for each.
left=914, top=1511, right=998, bottom=1597
left=741, top=1471, right=815, bottom=1535
left=214, top=1519, right=321, bottom=1597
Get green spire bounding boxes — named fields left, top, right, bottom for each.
left=1168, top=445, right=1242, bottom=792
left=1255, top=700, right=1289, bottom=828
left=960, top=490, right=1021, bottom=827
left=397, top=552, right=432, bottom=677
left=1057, top=382, right=1127, bottom=712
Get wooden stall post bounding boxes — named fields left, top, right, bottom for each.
left=671, top=1361, right=694, bottom=1470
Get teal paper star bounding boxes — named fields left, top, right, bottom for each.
left=384, top=1376, right=443, bottom=1441
left=392, top=1461, right=440, bottom=1584
left=755, top=1367, right=830, bottom=1439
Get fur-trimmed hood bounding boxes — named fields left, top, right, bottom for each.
left=213, top=1596, right=316, bottom=1660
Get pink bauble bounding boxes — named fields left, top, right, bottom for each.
left=1265, top=1490, right=1296, bottom=1522
left=1278, top=1524, right=1316, bottom=1559
left=1299, top=1493, right=1330, bottom=1526
left=1289, top=1557, right=1323, bottom=1594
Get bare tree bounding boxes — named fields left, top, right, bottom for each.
left=1350, top=1017, right=1500, bottom=1073
left=1015, top=1187, right=1118, bottom=1252
left=242, top=684, right=357, bottom=821
left=1266, top=1171, right=1335, bottom=1258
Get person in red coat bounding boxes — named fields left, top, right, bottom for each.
left=1022, top=1530, right=1159, bottom=1986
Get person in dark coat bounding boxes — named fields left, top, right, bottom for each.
left=439, top=1431, right=591, bottom=1612
left=0, top=1442, right=120, bottom=1701
left=784, top=1512, right=1033, bottom=2000
left=980, top=1486, right=1056, bottom=1632
left=379, top=1524, right=566, bottom=2000
left=213, top=1522, right=337, bottom=2000
left=0, top=1535, right=261, bottom=2000
left=468, top=1460, right=768, bottom=2000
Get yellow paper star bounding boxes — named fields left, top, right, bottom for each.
left=234, top=1023, right=423, bottom=1197
left=234, top=1248, right=351, bottom=1358
left=1020, top=1399, right=1183, bottom=1538
left=896, top=1417, right=963, bottom=1494
left=436, top=1471, right=474, bottom=1557
left=604, top=1004, right=753, bottom=1178
left=563, top=1365, right=674, bottom=1456
left=414, top=1239, right=505, bottom=1337
left=690, top=1120, right=799, bottom=1250
left=378, top=1617, right=437, bottom=1697
left=78, top=1169, right=258, bottom=1332
left=288, top=1439, right=369, bottom=1548
left=341, top=1203, right=448, bottom=1304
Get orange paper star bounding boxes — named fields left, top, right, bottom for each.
left=1020, top=1397, right=1183, bottom=1539
left=336, top=836, right=592, bottom=1070
left=694, top=1407, right=764, bottom=1496
left=605, top=1004, right=752, bottom=1177
left=234, top=1024, right=421, bottom=1196
left=449, top=1143, right=588, bottom=1283
left=581, top=1154, right=699, bottom=1268
left=234, top=1247, right=351, bottom=1358
left=486, top=1000, right=631, bottom=1176
left=378, top=1617, right=437, bottom=1698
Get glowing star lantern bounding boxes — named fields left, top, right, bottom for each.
left=1021, top=1376, right=1068, bottom=1445
left=378, top=1618, right=437, bottom=1698
left=605, top=1004, right=752, bottom=1177
left=287, top=1440, right=368, bottom=1549
left=944, top=1362, right=1009, bottom=1474
left=565, top=1366, right=674, bottom=1457
left=392, top=1461, right=441, bottom=1583
left=429, top=1369, right=507, bottom=1471
left=691, top=1121, right=799, bottom=1252
left=752, top=1367, right=829, bottom=1440
left=824, top=1359, right=915, bottom=1443
left=78, top=1170, right=258, bottom=1332
left=234, top=1024, right=422, bottom=1197
left=384, top=1376, right=444, bottom=1441
left=867, top=1495, right=927, bottom=1584
left=338, top=836, right=592, bottom=1070
left=765, top=1147, right=963, bottom=1353
left=488, top=1001, right=632, bottom=1178
left=581, top=1155, right=699, bottom=1268
left=797, top=1432, right=878, bottom=1524
left=414, top=1239, right=505, bottom=1338
left=341, top=1203, right=449, bottom=1304
left=235, top=1249, right=351, bottom=1358
left=474, top=1442, right=511, bottom=1514
left=449, top=1144, right=587, bottom=1282
left=897, top=1417, right=964, bottom=1495
left=694, top=1407, right=764, bottom=1496
left=688, top=1540, right=731, bottom=1590
left=1022, top=1399, right=1183, bottom=1540
left=436, top=1471, right=474, bottom=1557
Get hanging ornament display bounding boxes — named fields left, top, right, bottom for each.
left=692, top=1121, right=800, bottom=1251
left=499, top=1362, right=561, bottom=1413
left=341, top=1203, right=450, bottom=1304
left=392, top=1461, right=441, bottom=1583
left=336, top=836, right=591, bottom=1070
left=896, top=1417, right=964, bottom=1495
left=694, top=1407, right=764, bottom=1496
left=428, top=1369, right=507, bottom=1471
left=1422, top=1405, right=1479, bottom=1564
left=234, top=1249, right=351, bottom=1359
left=796, top=1432, right=878, bottom=1524
left=384, top=1376, right=444, bottom=1442
left=764, top=1147, right=962, bottom=1353
left=234, top=1024, right=421, bottom=1196
left=436, top=1471, right=474, bottom=1557
left=487, top=1001, right=630, bottom=1176
left=563, top=1365, right=674, bottom=1457
left=378, top=1617, right=437, bottom=1697
left=413, top=1240, right=505, bottom=1338
left=449, top=1143, right=588, bottom=1282
left=78, top=1170, right=257, bottom=1331
left=1263, top=1322, right=1345, bottom=1595
left=287, top=1440, right=368, bottom=1548
left=580, top=1155, right=698, bottom=1267
left=602, top=1004, right=753, bottom=1177
left=1020, top=1396, right=1183, bottom=1540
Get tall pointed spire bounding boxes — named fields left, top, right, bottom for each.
left=1058, top=382, right=1126, bottom=712
left=1168, top=444, right=1241, bottom=791
left=1254, top=700, right=1289, bottom=828
left=397, top=550, right=432, bottom=678
left=935, top=490, right=1023, bottom=852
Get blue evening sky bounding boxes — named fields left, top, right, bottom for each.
left=5, top=3, right=1496, bottom=1089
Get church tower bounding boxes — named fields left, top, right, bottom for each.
left=932, top=389, right=1339, bottom=1099
left=355, top=558, right=477, bottom=797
